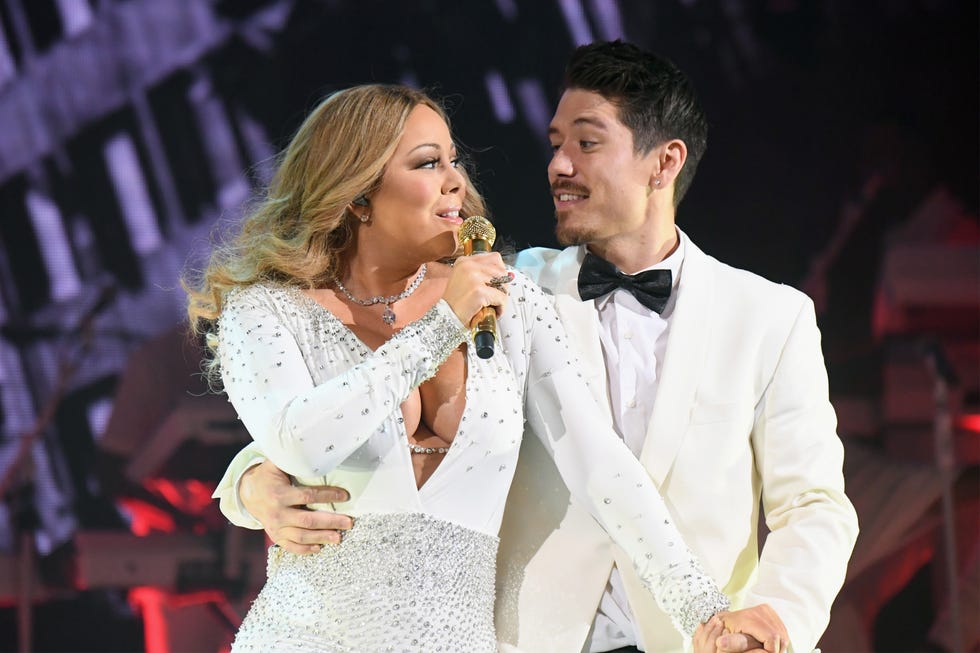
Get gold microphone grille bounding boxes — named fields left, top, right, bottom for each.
left=459, top=215, right=496, bottom=247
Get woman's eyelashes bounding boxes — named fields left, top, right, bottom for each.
left=416, top=155, right=462, bottom=170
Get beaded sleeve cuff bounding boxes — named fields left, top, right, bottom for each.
left=678, top=586, right=731, bottom=636
left=398, top=299, right=468, bottom=382
left=648, top=553, right=732, bottom=636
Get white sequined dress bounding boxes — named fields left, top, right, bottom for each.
left=218, top=272, right=728, bottom=652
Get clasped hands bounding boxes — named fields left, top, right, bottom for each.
left=695, top=606, right=789, bottom=653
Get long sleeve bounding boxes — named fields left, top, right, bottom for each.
left=509, top=273, right=730, bottom=637
left=217, top=285, right=467, bottom=479
left=212, top=440, right=266, bottom=529
left=746, top=298, right=859, bottom=653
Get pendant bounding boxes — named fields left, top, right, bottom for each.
left=381, top=305, right=396, bottom=325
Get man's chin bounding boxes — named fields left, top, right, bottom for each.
left=555, top=220, right=594, bottom=247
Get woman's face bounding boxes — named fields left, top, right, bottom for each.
left=365, top=104, right=467, bottom=260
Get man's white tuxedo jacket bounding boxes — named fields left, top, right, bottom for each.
left=495, top=231, right=858, bottom=653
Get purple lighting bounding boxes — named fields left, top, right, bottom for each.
left=515, top=79, right=551, bottom=145
left=399, top=71, right=420, bottom=89
left=104, top=133, right=162, bottom=255
left=0, top=24, right=15, bottom=88
left=559, top=0, right=593, bottom=46
left=589, top=0, right=625, bottom=41
left=485, top=70, right=516, bottom=124
left=26, top=189, right=81, bottom=302
left=494, top=0, right=518, bottom=21
left=55, top=0, right=94, bottom=38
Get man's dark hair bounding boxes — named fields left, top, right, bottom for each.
left=563, top=40, right=708, bottom=207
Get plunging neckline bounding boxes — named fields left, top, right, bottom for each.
left=287, top=287, right=472, bottom=493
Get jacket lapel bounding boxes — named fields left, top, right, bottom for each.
left=639, top=233, right=715, bottom=485
left=548, top=246, right=612, bottom=420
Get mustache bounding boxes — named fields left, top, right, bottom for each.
left=550, top=181, right=590, bottom=196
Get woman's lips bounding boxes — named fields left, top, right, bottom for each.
left=436, top=209, right=462, bottom=224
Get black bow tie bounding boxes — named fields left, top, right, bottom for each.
left=577, top=252, right=672, bottom=314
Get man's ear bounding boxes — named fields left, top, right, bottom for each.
left=650, top=138, right=688, bottom=190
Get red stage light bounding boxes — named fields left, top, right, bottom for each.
left=957, top=414, right=980, bottom=433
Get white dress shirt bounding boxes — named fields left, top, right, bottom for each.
left=588, top=234, right=685, bottom=652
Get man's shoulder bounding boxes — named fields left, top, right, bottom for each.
left=693, top=242, right=811, bottom=315
left=513, top=246, right=575, bottom=290
left=513, top=246, right=564, bottom=270
left=717, top=258, right=803, bottom=298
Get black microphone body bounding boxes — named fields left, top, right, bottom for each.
left=459, top=216, right=497, bottom=359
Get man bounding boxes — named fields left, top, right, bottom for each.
left=214, top=41, right=858, bottom=653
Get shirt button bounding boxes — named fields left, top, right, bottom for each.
left=626, top=399, right=637, bottom=409
left=623, top=331, right=633, bottom=340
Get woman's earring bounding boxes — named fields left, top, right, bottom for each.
left=351, top=195, right=370, bottom=222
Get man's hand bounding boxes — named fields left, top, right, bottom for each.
left=240, top=460, right=353, bottom=555
left=716, top=605, right=789, bottom=653
left=715, top=632, right=766, bottom=653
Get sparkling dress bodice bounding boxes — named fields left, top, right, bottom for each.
left=218, top=272, right=728, bottom=652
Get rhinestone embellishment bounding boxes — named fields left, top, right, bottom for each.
left=333, top=263, right=428, bottom=325
left=232, top=512, right=498, bottom=652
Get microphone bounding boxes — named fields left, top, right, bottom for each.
left=459, top=215, right=497, bottom=359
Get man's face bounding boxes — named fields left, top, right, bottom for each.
left=547, top=89, right=657, bottom=247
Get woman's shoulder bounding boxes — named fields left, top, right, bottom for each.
left=220, top=281, right=304, bottom=322
left=224, top=281, right=274, bottom=308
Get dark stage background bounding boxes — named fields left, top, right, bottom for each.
left=0, top=1, right=976, bottom=652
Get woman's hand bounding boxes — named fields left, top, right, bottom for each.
left=694, top=615, right=725, bottom=653
left=442, top=253, right=510, bottom=327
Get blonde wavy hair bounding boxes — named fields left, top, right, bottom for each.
left=185, top=84, right=486, bottom=335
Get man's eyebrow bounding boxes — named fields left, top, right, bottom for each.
left=548, top=116, right=609, bottom=136
left=572, top=116, right=609, bottom=130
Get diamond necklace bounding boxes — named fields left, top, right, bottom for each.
left=333, top=263, right=427, bottom=325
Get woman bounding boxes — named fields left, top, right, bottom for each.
left=187, top=84, right=738, bottom=652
